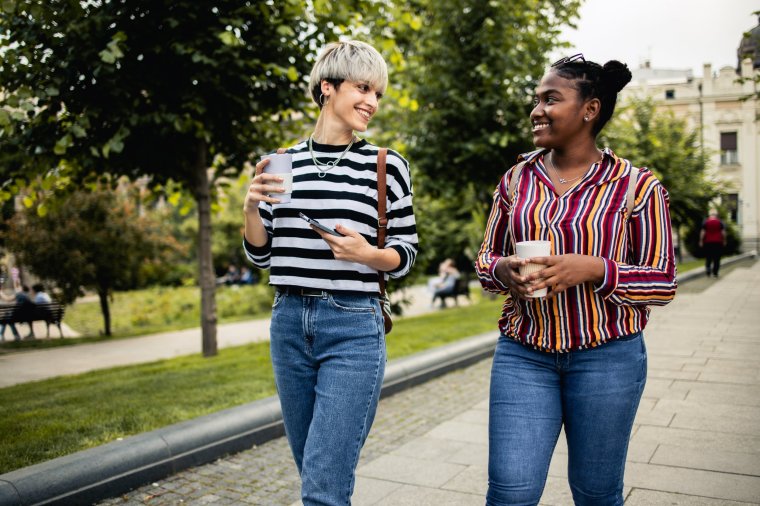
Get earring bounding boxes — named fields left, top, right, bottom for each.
left=584, top=116, right=589, bottom=122
left=319, top=94, right=328, bottom=107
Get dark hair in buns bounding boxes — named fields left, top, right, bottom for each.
left=551, top=58, right=632, bottom=135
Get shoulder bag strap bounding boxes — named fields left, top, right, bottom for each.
left=508, top=161, right=527, bottom=202
left=626, top=166, right=639, bottom=219
left=377, top=148, right=388, bottom=296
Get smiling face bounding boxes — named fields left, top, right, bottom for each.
left=530, top=70, right=597, bottom=149
left=322, top=80, right=382, bottom=133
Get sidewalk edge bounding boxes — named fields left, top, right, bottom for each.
left=0, top=332, right=499, bottom=506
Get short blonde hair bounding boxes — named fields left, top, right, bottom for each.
left=309, top=40, right=388, bottom=108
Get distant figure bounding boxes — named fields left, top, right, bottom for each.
left=239, top=266, right=257, bottom=285
left=699, top=210, right=727, bottom=278
left=0, top=283, right=35, bottom=340
left=32, top=283, right=52, bottom=304
left=428, top=258, right=460, bottom=308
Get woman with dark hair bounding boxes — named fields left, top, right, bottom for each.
left=243, top=41, right=417, bottom=505
left=477, top=54, right=677, bottom=505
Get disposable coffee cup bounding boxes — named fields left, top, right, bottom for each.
left=515, top=240, right=551, bottom=298
left=260, top=153, right=293, bottom=204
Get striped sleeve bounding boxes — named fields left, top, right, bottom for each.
left=476, top=171, right=513, bottom=293
left=242, top=202, right=274, bottom=269
left=384, top=150, right=418, bottom=278
left=595, top=172, right=677, bottom=306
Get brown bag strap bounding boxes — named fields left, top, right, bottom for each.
left=626, top=166, right=639, bottom=219
left=508, top=161, right=528, bottom=202
left=377, top=148, right=388, bottom=296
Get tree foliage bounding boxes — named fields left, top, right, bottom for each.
left=367, top=0, right=581, bottom=274
left=3, top=186, right=185, bottom=336
left=600, top=96, right=732, bottom=257
left=0, top=0, right=359, bottom=355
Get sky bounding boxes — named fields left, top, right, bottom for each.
left=560, top=0, right=759, bottom=75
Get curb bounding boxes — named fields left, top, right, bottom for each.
left=2, top=251, right=756, bottom=506
left=0, top=332, right=499, bottom=506
left=676, top=250, right=757, bottom=283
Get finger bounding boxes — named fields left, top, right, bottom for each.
left=255, top=158, right=270, bottom=176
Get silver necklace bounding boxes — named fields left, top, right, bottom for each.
left=309, top=134, right=356, bottom=178
left=547, top=152, right=583, bottom=184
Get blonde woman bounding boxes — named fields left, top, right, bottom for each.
left=243, top=41, right=417, bottom=505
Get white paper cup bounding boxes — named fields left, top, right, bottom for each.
left=515, top=240, right=551, bottom=298
left=261, top=153, right=293, bottom=204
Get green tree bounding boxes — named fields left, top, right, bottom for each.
left=601, top=97, right=722, bottom=250
left=3, top=187, right=184, bottom=336
left=0, top=1, right=357, bottom=355
left=369, top=0, right=581, bottom=274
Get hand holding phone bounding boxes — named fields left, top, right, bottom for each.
left=299, top=212, right=343, bottom=237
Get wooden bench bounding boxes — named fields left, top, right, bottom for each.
left=0, top=302, right=66, bottom=339
left=436, top=274, right=471, bottom=308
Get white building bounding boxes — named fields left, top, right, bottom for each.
left=620, top=58, right=759, bottom=251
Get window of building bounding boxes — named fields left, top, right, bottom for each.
left=720, top=132, right=738, bottom=165
left=665, top=89, right=675, bottom=99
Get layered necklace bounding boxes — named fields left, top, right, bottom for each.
left=308, top=134, right=356, bottom=178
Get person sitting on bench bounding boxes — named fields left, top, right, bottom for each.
left=429, top=258, right=460, bottom=308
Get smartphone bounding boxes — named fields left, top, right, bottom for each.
left=299, top=212, right=343, bottom=237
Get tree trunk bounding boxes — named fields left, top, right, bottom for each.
left=97, top=286, right=112, bottom=337
left=194, top=140, right=218, bottom=357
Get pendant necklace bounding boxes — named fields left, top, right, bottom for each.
left=309, top=134, right=356, bottom=178
left=547, top=152, right=583, bottom=184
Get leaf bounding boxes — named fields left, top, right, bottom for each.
left=218, top=31, right=240, bottom=46
left=0, top=109, right=10, bottom=126
left=1, top=1, right=14, bottom=14
left=54, top=135, right=72, bottom=155
left=276, top=25, right=295, bottom=37
left=37, top=203, right=48, bottom=217
left=286, top=66, right=298, bottom=82
left=22, top=196, right=34, bottom=208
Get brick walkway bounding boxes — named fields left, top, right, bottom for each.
left=100, top=260, right=760, bottom=505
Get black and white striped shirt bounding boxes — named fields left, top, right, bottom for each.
left=243, top=138, right=418, bottom=293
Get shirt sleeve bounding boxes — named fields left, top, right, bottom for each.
left=384, top=152, right=418, bottom=279
left=476, top=173, right=513, bottom=294
left=594, top=176, right=677, bottom=306
left=242, top=201, right=274, bottom=269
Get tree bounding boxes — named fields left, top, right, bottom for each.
left=4, top=187, right=184, bottom=336
left=367, top=0, right=581, bottom=274
left=0, top=1, right=357, bottom=355
left=600, top=97, right=722, bottom=247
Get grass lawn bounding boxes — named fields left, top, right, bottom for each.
left=0, top=293, right=503, bottom=474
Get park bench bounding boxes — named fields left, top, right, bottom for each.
left=0, top=302, right=66, bottom=339
left=435, top=274, right=471, bottom=308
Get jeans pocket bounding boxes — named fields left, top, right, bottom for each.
left=327, top=294, right=375, bottom=313
left=272, top=290, right=286, bottom=309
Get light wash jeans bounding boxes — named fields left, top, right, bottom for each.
left=487, top=333, right=647, bottom=506
left=270, top=289, right=386, bottom=506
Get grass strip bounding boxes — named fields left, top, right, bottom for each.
left=0, top=295, right=503, bottom=474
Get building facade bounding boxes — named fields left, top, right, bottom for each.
left=621, top=58, right=759, bottom=251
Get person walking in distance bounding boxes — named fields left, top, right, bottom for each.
left=699, top=210, right=727, bottom=278
left=477, top=54, right=677, bottom=505
left=243, top=41, right=417, bottom=505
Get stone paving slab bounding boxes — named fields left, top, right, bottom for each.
left=97, top=260, right=760, bottom=505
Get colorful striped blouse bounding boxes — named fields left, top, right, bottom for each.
left=476, top=148, right=677, bottom=352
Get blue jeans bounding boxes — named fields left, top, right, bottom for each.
left=487, top=334, right=646, bottom=506
left=270, top=290, right=386, bottom=506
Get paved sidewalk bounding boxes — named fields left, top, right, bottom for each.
left=0, top=284, right=467, bottom=388
left=98, top=260, right=760, bottom=505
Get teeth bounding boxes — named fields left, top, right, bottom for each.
left=357, top=109, right=371, bottom=120
left=532, top=123, right=549, bottom=132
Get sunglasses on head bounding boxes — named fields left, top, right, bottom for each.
left=551, top=53, right=585, bottom=67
